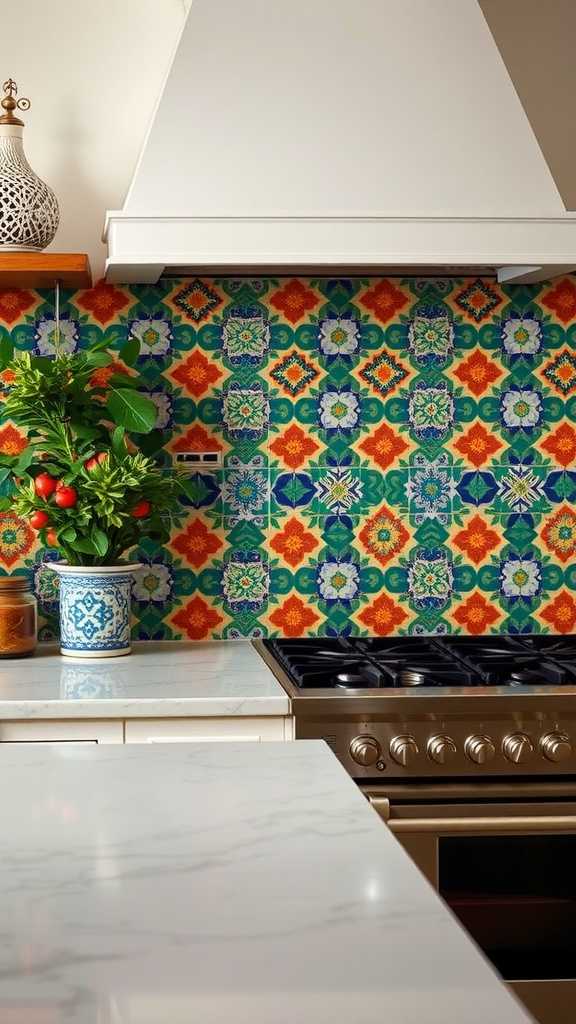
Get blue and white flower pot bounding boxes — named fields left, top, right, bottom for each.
left=49, top=563, right=142, bottom=659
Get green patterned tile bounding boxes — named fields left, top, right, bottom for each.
left=2, top=273, right=575, bottom=639
left=310, top=467, right=363, bottom=517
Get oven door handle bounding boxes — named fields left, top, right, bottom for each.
left=368, top=796, right=391, bottom=821
left=366, top=796, right=576, bottom=832
left=385, top=814, right=576, bottom=834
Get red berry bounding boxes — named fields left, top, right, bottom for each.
left=84, top=451, right=108, bottom=472
left=46, top=528, right=59, bottom=547
left=131, top=500, right=151, bottom=519
left=34, top=473, right=57, bottom=499
left=54, top=485, right=78, bottom=509
left=30, top=509, right=50, bottom=530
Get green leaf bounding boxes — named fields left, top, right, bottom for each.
left=29, top=356, right=53, bottom=373
left=0, top=336, right=14, bottom=371
left=13, top=448, right=34, bottom=475
left=106, top=388, right=157, bottom=434
left=178, top=476, right=201, bottom=502
left=87, top=336, right=112, bottom=352
left=73, top=536, right=98, bottom=555
left=0, top=467, right=11, bottom=485
left=91, top=527, right=109, bottom=557
left=85, top=352, right=112, bottom=368
left=119, top=338, right=140, bottom=366
left=112, top=426, right=127, bottom=459
left=70, top=421, right=100, bottom=440
left=108, top=374, right=139, bottom=389
left=60, top=526, right=77, bottom=543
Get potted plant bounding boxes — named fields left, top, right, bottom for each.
left=0, top=335, right=183, bottom=658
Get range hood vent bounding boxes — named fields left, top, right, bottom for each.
left=105, top=0, right=576, bottom=284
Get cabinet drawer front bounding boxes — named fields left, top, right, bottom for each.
left=125, top=717, right=288, bottom=744
left=0, top=721, right=123, bottom=744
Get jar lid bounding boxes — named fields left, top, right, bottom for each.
left=0, top=576, right=32, bottom=592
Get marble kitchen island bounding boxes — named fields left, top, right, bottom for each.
left=0, top=741, right=532, bottom=1023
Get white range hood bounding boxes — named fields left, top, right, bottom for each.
left=104, top=0, right=576, bottom=284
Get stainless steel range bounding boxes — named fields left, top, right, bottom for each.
left=255, top=635, right=576, bottom=1024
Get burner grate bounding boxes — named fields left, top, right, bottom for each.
left=265, top=634, right=576, bottom=691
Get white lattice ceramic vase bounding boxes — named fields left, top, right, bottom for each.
left=49, top=564, right=142, bottom=659
left=0, top=79, right=59, bottom=251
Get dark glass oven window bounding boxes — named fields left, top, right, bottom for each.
left=439, top=836, right=576, bottom=981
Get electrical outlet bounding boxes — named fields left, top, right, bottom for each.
left=174, top=451, right=223, bottom=471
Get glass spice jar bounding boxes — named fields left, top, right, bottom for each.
left=0, top=576, right=37, bottom=658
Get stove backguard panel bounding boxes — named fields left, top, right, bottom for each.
left=5, top=275, right=576, bottom=640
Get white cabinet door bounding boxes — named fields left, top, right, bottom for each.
left=0, top=720, right=124, bottom=744
left=125, top=717, right=289, bottom=744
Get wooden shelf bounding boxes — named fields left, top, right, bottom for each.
left=0, top=253, right=92, bottom=289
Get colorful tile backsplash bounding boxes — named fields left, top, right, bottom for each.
left=1, top=274, right=576, bottom=640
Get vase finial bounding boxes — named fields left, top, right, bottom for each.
left=0, top=79, right=31, bottom=126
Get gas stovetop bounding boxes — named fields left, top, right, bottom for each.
left=256, top=635, right=576, bottom=779
left=264, top=635, right=576, bottom=691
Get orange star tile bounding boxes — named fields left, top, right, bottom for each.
left=0, top=288, right=37, bottom=325
left=172, top=596, right=224, bottom=640
left=358, top=423, right=409, bottom=470
left=539, top=422, right=576, bottom=468
left=270, top=279, right=320, bottom=324
left=170, top=350, right=223, bottom=398
left=76, top=281, right=131, bottom=325
left=452, top=422, right=503, bottom=468
left=541, top=277, right=576, bottom=324
left=171, top=424, right=223, bottom=454
left=452, top=592, right=501, bottom=635
left=269, top=594, right=320, bottom=637
left=359, top=279, right=409, bottom=324
left=452, top=514, right=500, bottom=565
left=539, top=591, right=576, bottom=634
left=269, top=516, right=319, bottom=568
left=269, top=423, right=320, bottom=470
left=172, top=517, right=223, bottom=569
left=452, top=350, right=503, bottom=397
left=358, top=594, right=407, bottom=635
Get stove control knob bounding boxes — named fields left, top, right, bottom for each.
left=349, top=735, right=381, bottom=767
left=503, top=733, right=534, bottom=764
left=427, top=734, right=457, bottom=765
left=465, top=734, right=496, bottom=765
left=540, top=732, right=572, bottom=763
left=389, top=735, right=419, bottom=767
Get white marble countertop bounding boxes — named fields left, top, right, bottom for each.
left=0, top=741, right=531, bottom=1024
left=0, top=642, right=289, bottom=718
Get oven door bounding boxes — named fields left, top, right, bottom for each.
left=364, top=782, right=576, bottom=1024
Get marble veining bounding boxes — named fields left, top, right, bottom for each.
left=0, top=741, right=531, bottom=1023
left=0, top=641, right=289, bottom=718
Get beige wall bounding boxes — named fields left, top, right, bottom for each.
left=3, top=0, right=190, bottom=279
